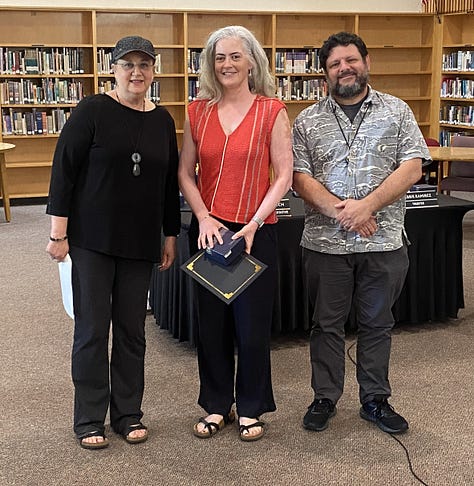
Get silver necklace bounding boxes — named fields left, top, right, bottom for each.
left=116, top=92, right=145, bottom=177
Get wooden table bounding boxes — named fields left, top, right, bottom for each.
left=0, top=142, right=15, bottom=222
left=428, top=146, right=474, bottom=191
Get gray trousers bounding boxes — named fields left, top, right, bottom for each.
left=302, top=246, right=409, bottom=405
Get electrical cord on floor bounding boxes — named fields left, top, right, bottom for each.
left=346, top=341, right=430, bottom=486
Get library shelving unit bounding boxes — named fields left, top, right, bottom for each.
left=438, top=13, right=474, bottom=146
left=274, top=14, right=356, bottom=123
left=95, top=10, right=187, bottom=148
left=358, top=14, right=440, bottom=141
left=186, top=12, right=274, bottom=109
left=0, top=8, right=443, bottom=199
left=0, top=9, right=94, bottom=198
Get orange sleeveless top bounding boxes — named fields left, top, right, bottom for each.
left=188, top=95, right=286, bottom=224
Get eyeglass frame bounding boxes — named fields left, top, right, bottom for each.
left=114, top=60, right=155, bottom=72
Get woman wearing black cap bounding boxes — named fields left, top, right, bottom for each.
left=46, top=36, right=181, bottom=449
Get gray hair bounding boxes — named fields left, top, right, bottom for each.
left=198, top=25, right=276, bottom=104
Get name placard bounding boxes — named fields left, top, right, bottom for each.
left=276, top=197, right=292, bottom=217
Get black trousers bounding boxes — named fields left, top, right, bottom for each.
left=189, top=217, right=277, bottom=418
left=69, top=246, right=153, bottom=438
left=303, top=246, right=409, bottom=405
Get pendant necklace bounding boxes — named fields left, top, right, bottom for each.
left=116, top=92, right=145, bottom=176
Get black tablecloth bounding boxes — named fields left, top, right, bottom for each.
left=150, top=194, right=474, bottom=345
left=396, top=195, right=474, bottom=324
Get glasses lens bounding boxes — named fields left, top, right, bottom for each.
left=118, top=62, right=153, bottom=71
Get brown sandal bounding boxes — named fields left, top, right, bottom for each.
left=239, top=419, right=265, bottom=442
left=193, top=410, right=236, bottom=438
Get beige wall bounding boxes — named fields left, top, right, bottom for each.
left=0, top=0, right=423, bottom=12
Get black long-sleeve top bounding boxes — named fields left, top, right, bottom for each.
left=46, top=94, right=181, bottom=262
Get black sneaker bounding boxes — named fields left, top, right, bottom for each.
left=303, top=398, right=336, bottom=431
left=360, top=398, right=408, bottom=434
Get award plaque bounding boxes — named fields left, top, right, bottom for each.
left=181, top=250, right=267, bottom=304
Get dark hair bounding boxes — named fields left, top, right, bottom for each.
left=319, top=32, right=368, bottom=72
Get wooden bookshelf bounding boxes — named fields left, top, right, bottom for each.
left=0, top=8, right=447, bottom=199
left=0, top=9, right=94, bottom=198
left=95, top=10, right=187, bottom=145
left=273, top=14, right=355, bottom=123
left=358, top=14, right=440, bottom=139
left=438, top=12, right=474, bottom=146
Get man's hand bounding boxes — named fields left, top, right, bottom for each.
left=335, top=199, right=378, bottom=237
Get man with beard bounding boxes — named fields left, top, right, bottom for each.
left=292, top=32, right=430, bottom=434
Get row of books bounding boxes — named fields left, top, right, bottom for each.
left=439, top=129, right=473, bottom=146
left=147, top=81, right=161, bottom=104
left=96, top=48, right=162, bottom=75
left=188, top=80, right=200, bottom=101
left=0, top=47, right=85, bottom=75
left=1, top=107, right=72, bottom=135
left=98, top=80, right=114, bottom=94
left=276, top=77, right=327, bottom=101
left=440, top=77, right=474, bottom=99
left=406, top=184, right=438, bottom=209
left=442, top=50, right=474, bottom=72
left=0, top=78, right=85, bottom=105
left=187, top=50, right=201, bottom=74
left=96, top=49, right=114, bottom=75
left=440, top=104, right=474, bottom=126
left=275, top=50, right=324, bottom=74
left=5, top=46, right=470, bottom=77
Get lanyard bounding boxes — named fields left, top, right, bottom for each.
left=332, top=103, right=370, bottom=152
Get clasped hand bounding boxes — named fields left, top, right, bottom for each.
left=334, top=198, right=377, bottom=238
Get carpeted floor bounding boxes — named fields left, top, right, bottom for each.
left=0, top=197, right=473, bottom=486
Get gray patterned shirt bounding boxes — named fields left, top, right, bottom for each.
left=293, top=86, right=431, bottom=254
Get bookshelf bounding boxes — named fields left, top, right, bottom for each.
left=274, top=14, right=354, bottom=123
left=0, top=8, right=444, bottom=199
left=95, top=11, right=187, bottom=145
left=358, top=15, right=439, bottom=140
left=0, top=9, right=94, bottom=198
left=438, top=13, right=474, bottom=146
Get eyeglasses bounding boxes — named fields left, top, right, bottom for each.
left=116, top=61, right=154, bottom=72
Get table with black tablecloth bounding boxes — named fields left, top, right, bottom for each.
left=149, top=194, right=474, bottom=345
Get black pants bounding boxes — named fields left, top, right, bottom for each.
left=189, top=217, right=277, bottom=418
left=69, top=246, right=153, bottom=438
left=303, top=246, right=409, bottom=405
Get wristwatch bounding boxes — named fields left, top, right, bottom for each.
left=251, top=216, right=264, bottom=229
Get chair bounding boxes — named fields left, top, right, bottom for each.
left=418, top=137, right=440, bottom=185
left=440, top=135, right=474, bottom=194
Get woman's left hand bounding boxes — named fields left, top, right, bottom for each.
left=159, top=236, right=177, bottom=271
left=233, top=222, right=258, bottom=254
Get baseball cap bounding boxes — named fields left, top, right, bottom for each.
left=112, top=35, right=156, bottom=63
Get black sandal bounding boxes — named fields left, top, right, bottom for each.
left=78, top=431, right=109, bottom=450
left=239, top=419, right=265, bottom=442
left=123, top=423, right=148, bottom=444
left=193, top=410, right=236, bottom=438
